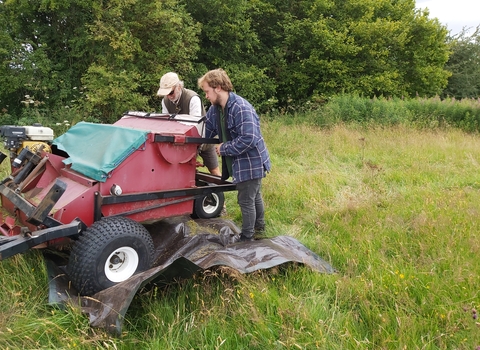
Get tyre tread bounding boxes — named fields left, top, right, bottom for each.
left=67, top=216, right=154, bottom=296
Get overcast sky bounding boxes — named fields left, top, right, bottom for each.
left=416, top=0, right=480, bottom=35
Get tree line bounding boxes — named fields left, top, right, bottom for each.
left=0, top=0, right=478, bottom=124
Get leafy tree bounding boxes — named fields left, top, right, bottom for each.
left=82, top=0, right=201, bottom=121
left=276, top=0, right=450, bottom=103
left=0, top=0, right=454, bottom=121
left=398, top=7, right=451, bottom=97
left=0, top=0, right=200, bottom=123
left=183, top=0, right=277, bottom=112
left=184, top=0, right=259, bottom=67
left=188, top=0, right=451, bottom=108
left=443, top=26, right=480, bottom=99
left=0, top=0, right=93, bottom=119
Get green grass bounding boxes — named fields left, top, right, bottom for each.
left=1, top=119, right=480, bottom=349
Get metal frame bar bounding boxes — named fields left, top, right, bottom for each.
left=0, top=179, right=65, bottom=226
left=93, top=172, right=236, bottom=221
left=0, top=220, right=83, bottom=260
left=153, top=135, right=219, bottom=145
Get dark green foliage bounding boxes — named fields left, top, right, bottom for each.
left=0, top=0, right=457, bottom=123
left=0, top=0, right=200, bottom=124
left=216, top=63, right=278, bottom=113
left=81, top=0, right=201, bottom=122
left=279, top=0, right=450, bottom=102
left=183, top=0, right=278, bottom=111
left=404, top=96, right=480, bottom=132
left=443, top=27, right=480, bottom=100
left=184, top=0, right=450, bottom=109
left=0, top=0, right=94, bottom=118
left=301, top=95, right=480, bottom=132
left=319, top=95, right=411, bottom=126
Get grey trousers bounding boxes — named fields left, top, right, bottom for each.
left=236, top=178, right=265, bottom=238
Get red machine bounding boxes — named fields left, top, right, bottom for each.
left=0, top=112, right=236, bottom=295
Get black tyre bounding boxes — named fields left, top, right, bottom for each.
left=192, top=191, right=225, bottom=219
left=67, top=216, right=154, bottom=296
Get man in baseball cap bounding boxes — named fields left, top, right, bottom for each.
left=157, top=72, right=222, bottom=178
left=157, top=72, right=180, bottom=96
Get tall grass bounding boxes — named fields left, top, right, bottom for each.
left=1, top=102, right=480, bottom=348
left=286, top=95, right=480, bottom=132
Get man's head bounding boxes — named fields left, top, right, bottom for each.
left=198, top=69, right=233, bottom=92
left=198, top=69, right=233, bottom=107
left=157, top=72, right=180, bottom=99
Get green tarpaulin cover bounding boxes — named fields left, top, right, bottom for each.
left=53, top=122, right=148, bottom=182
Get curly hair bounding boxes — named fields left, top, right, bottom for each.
left=198, top=68, right=233, bottom=92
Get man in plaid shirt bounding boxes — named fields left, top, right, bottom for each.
left=198, top=68, right=271, bottom=242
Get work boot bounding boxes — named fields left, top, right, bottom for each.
left=238, top=235, right=254, bottom=242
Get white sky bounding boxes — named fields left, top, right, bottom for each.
left=416, top=0, right=480, bottom=35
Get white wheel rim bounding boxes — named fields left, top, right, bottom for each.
left=104, top=246, right=139, bottom=282
left=203, top=193, right=219, bottom=214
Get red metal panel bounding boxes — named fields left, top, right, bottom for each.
left=0, top=196, right=38, bottom=232
left=23, top=175, right=97, bottom=226
left=0, top=213, right=21, bottom=236
left=101, top=144, right=197, bottom=192
left=60, top=168, right=96, bottom=187
left=114, top=116, right=201, bottom=136
left=34, top=154, right=63, bottom=189
left=1, top=115, right=203, bottom=233
left=158, top=142, right=197, bottom=165
left=50, top=177, right=97, bottom=226
left=92, top=116, right=201, bottom=221
left=103, top=199, right=194, bottom=224
left=99, top=141, right=197, bottom=220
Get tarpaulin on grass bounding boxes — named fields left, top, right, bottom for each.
left=46, top=216, right=334, bottom=335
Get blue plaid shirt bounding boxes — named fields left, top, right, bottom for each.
left=205, top=92, right=271, bottom=183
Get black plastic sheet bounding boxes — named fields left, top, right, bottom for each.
left=46, top=216, right=334, bottom=335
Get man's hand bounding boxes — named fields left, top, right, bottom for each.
left=215, top=143, right=223, bottom=156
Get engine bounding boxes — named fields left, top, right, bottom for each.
left=0, top=124, right=54, bottom=162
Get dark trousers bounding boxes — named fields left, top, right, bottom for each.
left=236, top=178, right=265, bottom=238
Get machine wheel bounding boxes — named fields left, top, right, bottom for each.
left=192, top=191, right=225, bottom=219
left=67, top=216, right=154, bottom=296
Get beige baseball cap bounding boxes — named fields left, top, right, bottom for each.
left=157, top=72, right=180, bottom=96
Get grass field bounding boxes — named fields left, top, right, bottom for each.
left=0, top=119, right=479, bottom=349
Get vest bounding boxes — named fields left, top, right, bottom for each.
left=164, top=88, right=206, bottom=116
